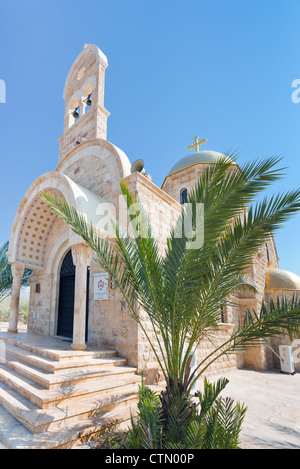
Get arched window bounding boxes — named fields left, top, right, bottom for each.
left=180, top=188, right=188, bottom=205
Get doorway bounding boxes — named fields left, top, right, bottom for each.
left=57, top=250, right=89, bottom=340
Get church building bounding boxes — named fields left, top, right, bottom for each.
left=7, top=44, right=300, bottom=382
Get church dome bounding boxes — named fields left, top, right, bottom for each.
left=167, top=150, right=233, bottom=176
left=266, top=267, right=300, bottom=291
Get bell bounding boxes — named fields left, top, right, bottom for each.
left=86, top=93, right=92, bottom=106
left=72, top=106, right=80, bottom=119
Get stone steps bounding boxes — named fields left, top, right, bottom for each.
left=4, top=353, right=129, bottom=389
left=3, top=342, right=118, bottom=373
left=0, top=363, right=140, bottom=409
left=0, top=333, right=117, bottom=362
left=0, top=378, right=139, bottom=434
left=0, top=400, right=137, bottom=449
left=0, top=333, right=141, bottom=448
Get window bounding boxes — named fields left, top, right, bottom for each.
left=220, top=306, right=225, bottom=323
left=180, top=188, right=188, bottom=205
left=266, top=243, right=270, bottom=262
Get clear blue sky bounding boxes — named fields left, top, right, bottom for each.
left=1, top=0, right=300, bottom=274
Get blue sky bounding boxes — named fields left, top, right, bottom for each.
left=1, top=0, right=300, bottom=273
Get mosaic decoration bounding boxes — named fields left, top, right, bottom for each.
left=16, top=190, right=62, bottom=269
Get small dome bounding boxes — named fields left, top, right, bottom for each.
left=167, top=150, right=233, bottom=176
left=266, top=267, right=300, bottom=291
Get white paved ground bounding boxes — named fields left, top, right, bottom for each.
left=213, top=368, right=300, bottom=449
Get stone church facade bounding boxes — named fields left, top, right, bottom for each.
left=7, top=44, right=300, bottom=382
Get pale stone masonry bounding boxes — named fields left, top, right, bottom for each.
left=7, top=43, right=300, bottom=384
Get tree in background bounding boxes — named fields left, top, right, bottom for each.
left=0, top=241, right=31, bottom=304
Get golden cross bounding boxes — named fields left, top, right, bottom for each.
left=187, top=136, right=207, bottom=152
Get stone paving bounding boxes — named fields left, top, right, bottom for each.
left=214, top=368, right=300, bottom=449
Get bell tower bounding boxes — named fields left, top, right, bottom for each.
left=58, top=44, right=110, bottom=164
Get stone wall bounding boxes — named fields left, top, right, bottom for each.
left=123, top=171, right=182, bottom=255
left=87, top=260, right=138, bottom=368
left=232, top=239, right=279, bottom=370
left=136, top=316, right=237, bottom=386
left=161, top=163, right=213, bottom=203
left=58, top=107, right=108, bottom=163
left=196, top=323, right=237, bottom=376
left=27, top=272, right=53, bottom=336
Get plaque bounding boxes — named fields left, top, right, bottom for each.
left=94, top=272, right=109, bottom=300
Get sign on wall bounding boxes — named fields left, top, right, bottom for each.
left=94, top=272, right=109, bottom=300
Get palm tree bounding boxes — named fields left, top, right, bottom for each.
left=0, top=241, right=31, bottom=303
left=42, top=155, right=300, bottom=397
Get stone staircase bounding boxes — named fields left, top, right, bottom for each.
left=0, top=332, right=141, bottom=449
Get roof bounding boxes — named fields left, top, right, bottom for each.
left=167, top=150, right=233, bottom=176
left=266, top=267, right=300, bottom=291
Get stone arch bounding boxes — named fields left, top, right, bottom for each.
left=8, top=172, right=81, bottom=271
left=57, top=138, right=132, bottom=189
left=63, top=44, right=108, bottom=101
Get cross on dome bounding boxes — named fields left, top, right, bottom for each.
left=187, top=136, right=207, bottom=152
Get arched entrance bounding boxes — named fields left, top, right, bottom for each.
left=57, top=250, right=89, bottom=340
